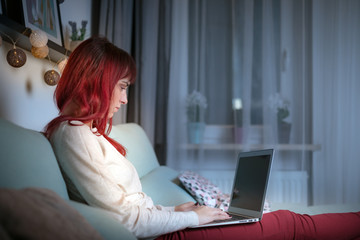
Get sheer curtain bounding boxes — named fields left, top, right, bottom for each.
left=167, top=1, right=312, bottom=172
left=95, top=0, right=360, bottom=204
left=312, top=0, right=360, bottom=204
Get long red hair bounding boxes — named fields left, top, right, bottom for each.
left=44, top=37, right=136, bottom=156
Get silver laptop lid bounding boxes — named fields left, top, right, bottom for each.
left=228, top=149, right=274, bottom=219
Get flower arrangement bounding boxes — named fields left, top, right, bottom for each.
left=68, top=20, right=88, bottom=41
left=268, top=93, right=290, bottom=122
left=186, top=90, right=208, bottom=122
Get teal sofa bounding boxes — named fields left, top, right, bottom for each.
left=0, top=118, right=195, bottom=239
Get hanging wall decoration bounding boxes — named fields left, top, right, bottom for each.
left=57, top=58, right=68, bottom=74
left=7, top=47, right=27, bottom=68
left=29, top=29, right=49, bottom=59
left=44, top=55, right=61, bottom=86
left=0, top=31, right=27, bottom=68
left=44, top=69, right=60, bottom=86
left=29, top=29, right=48, bottom=47
left=31, top=45, right=49, bottom=58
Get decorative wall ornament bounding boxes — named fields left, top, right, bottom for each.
left=28, top=29, right=50, bottom=59
left=29, top=29, right=48, bottom=48
left=7, top=47, right=27, bottom=68
left=44, top=69, right=60, bottom=86
left=31, top=45, right=49, bottom=59
left=43, top=54, right=61, bottom=86
left=57, top=58, right=68, bottom=74
left=0, top=31, right=27, bottom=68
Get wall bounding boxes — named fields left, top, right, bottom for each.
left=0, top=41, right=58, bottom=131
left=0, top=1, right=92, bottom=131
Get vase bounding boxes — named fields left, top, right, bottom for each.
left=187, top=122, right=206, bottom=144
left=278, top=121, right=291, bottom=143
left=70, top=40, right=83, bottom=51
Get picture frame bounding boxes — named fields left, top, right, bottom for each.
left=21, top=0, right=63, bottom=46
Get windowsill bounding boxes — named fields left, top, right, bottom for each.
left=181, top=143, right=321, bottom=151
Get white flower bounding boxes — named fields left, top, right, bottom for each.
left=268, top=93, right=290, bottom=121
left=186, top=90, right=208, bottom=109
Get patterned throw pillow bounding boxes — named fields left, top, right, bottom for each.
left=178, top=170, right=230, bottom=211
left=178, top=170, right=271, bottom=213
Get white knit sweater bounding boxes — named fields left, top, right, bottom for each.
left=50, top=121, right=198, bottom=238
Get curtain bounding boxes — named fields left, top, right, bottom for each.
left=98, top=0, right=134, bottom=125
left=312, top=0, right=360, bottom=204
left=167, top=0, right=312, bottom=175
left=130, top=0, right=174, bottom=164
left=95, top=0, right=360, bottom=204
left=97, top=0, right=171, bottom=164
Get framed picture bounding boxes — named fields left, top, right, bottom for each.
left=21, top=0, right=63, bottom=46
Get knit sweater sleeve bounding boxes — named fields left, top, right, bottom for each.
left=50, top=123, right=198, bottom=238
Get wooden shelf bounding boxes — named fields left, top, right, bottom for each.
left=0, top=15, right=69, bottom=63
left=181, top=143, right=321, bottom=151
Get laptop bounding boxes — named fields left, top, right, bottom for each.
left=190, top=149, right=274, bottom=228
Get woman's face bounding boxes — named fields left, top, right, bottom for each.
left=108, top=78, right=130, bottom=119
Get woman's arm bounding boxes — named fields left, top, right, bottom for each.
left=51, top=124, right=199, bottom=238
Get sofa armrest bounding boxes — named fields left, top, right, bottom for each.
left=140, top=166, right=196, bottom=206
left=67, top=200, right=136, bottom=240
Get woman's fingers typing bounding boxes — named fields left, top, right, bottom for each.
left=193, top=206, right=231, bottom=225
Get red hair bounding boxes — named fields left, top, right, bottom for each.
left=45, top=37, right=136, bottom=156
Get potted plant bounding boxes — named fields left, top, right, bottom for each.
left=269, top=93, right=291, bottom=143
left=185, top=90, right=208, bottom=144
left=68, top=20, right=88, bottom=51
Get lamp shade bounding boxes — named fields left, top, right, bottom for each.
left=31, top=45, right=49, bottom=58
left=7, top=48, right=27, bottom=68
left=29, top=30, right=48, bottom=48
left=58, top=58, right=68, bottom=74
left=44, top=70, right=60, bottom=86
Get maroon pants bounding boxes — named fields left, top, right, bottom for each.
left=157, top=210, right=360, bottom=240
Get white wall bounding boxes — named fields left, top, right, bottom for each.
left=0, top=1, right=92, bottom=131
left=0, top=41, right=58, bottom=131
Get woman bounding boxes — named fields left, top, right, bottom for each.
left=45, top=37, right=360, bottom=239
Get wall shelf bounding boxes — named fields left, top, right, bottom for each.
left=0, top=15, right=69, bottom=63
left=181, top=143, right=321, bottom=151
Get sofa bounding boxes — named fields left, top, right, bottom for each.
left=1, top=118, right=359, bottom=239
left=0, top=118, right=195, bottom=240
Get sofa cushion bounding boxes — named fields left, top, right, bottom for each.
left=109, top=123, right=160, bottom=178
left=178, top=170, right=230, bottom=210
left=0, top=188, right=102, bottom=240
left=0, top=119, right=69, bottom=199
left=68, top=201, right=136, bottom=240
left=140, top=166, right=195, bottom=206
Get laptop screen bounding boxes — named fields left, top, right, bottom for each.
left=228, top=149, right=274, bottom=217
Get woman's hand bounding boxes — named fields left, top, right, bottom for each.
left=193, top=205, right=231, bottom=225
left=175, top=202, right=198, bottom=212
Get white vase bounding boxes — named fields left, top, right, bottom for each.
left=278, top=121, right=291, bottom=143
left=187, top=122, right=206, bottom=144
left=70, top=40, right=83, bottom=51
